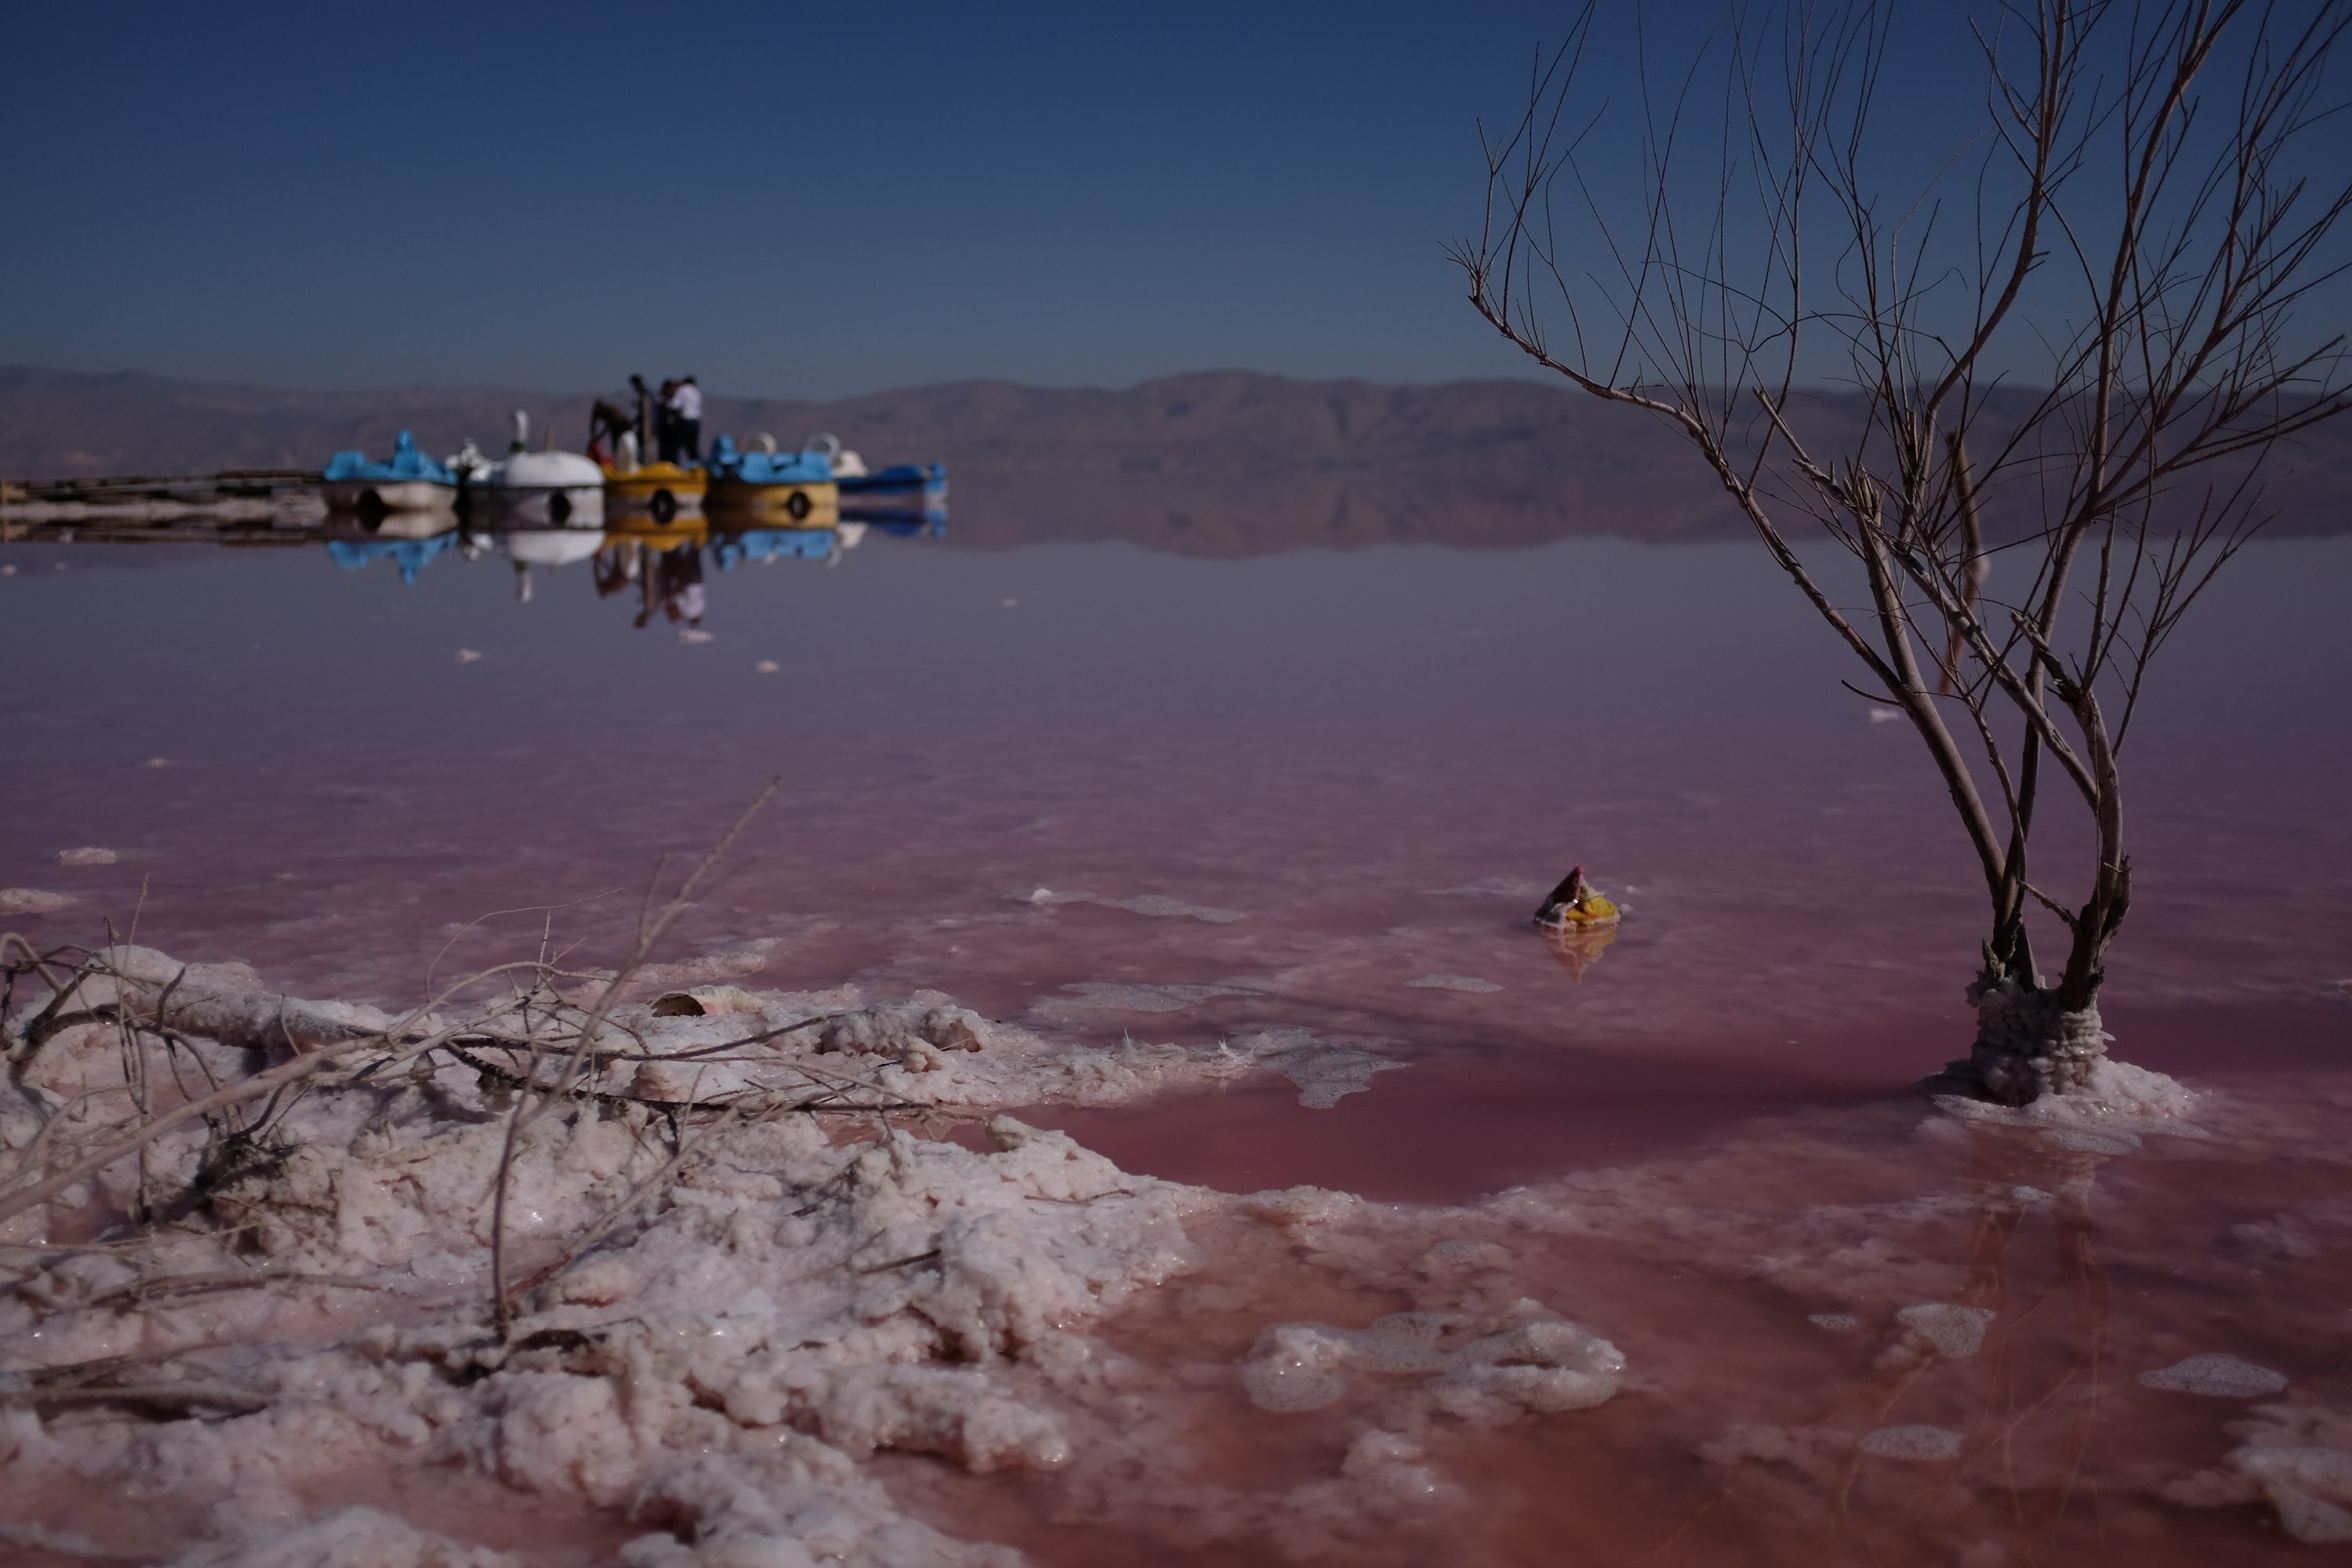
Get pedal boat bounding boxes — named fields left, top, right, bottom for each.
left=705, top=436, right=838, bottom=528
left=461, top=412, right=605, bottom=528
left=601, top=434, right=707, bottom=524
left=320, top=430, right=456, bottom=520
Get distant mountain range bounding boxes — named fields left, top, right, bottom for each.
left=3, top=365, right=2344, bottom=553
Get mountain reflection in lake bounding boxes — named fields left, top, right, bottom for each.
left=3, top=522, right=2349, bottom=1563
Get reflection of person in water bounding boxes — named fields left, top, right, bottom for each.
left=633, top=543, right=706, bottom=629
left=594, top=539, right=643, bottom=600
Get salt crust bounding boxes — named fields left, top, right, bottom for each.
left=0, top=948, right=1582, bottom=1566
left=1405, top=975, right=1503, bottom=994
left=0, top=888, right=72, bottom=914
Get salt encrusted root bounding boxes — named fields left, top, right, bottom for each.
left=1962, top=978, right=2111, bottom=1105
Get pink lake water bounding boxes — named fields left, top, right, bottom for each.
left=3, top=525, right=2350, bottom=1562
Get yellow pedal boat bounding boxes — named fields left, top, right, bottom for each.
left=601, top=460, right=708, bottom=524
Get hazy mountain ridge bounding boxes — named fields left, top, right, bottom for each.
left=3, top=366, right=2343, bottom=554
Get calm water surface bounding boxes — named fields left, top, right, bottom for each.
left=3, top=523, right=2348, bottom=1563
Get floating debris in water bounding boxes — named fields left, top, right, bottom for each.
left=2140, top=1354, right=2289, bottom=1397
left=1859, top=1425, right=1962, bottom=1461
left=1406, top=975, right=1502, bottom=993
left=1534, top=865, right=1620, bottom=931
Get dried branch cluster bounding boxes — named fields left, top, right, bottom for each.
left=0, top=780, right=962, bottom=1406
left=1454, top=0, right=2352, bottom=1097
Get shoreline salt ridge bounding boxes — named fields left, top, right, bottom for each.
left=4, top=947, right=2345, bottom=1563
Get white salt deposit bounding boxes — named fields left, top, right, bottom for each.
left=454, top=648, right=483, bottom=663
left=1896, top=1302, right=1994, bottom=1358
left=0, top=946, right=1626, bottom=1564
left=677, top=628, right=714, bottom=644
left=1934, top=1057, right=2203, bottom=1139
left=54, top=847, right=116, bottom=866
left=0, top=888, right=71, bottom=914
left=1406, top=975, right=1503, bottom=993
left=1859, top=1424, right=1962, bottom=1461
left=2138, top=1353, right=2288, bottom=1397
left=1807, top=1313, right=1860, bottom=1332
left=754, top=659, right=780, bottom=673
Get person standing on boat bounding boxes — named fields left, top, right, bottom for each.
left=629, top=375, right=654, bottom=456
left=668, top=376, right=704, bottom=464
left=655, top=379, right=681, bottom=463
left=586, top=398, right=633, bottom=463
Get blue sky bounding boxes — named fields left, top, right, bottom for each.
left=0, top=2, right=2169, bottom=397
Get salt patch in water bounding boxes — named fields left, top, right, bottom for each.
left=1406, top=975, right=1502, bottom=993
left=2138, top=1353, right=2288, bottom=1397
left=1241, top=1307, right=1624, bottom=1417
left=1024, top=888, right=1243, bottom=923
left=0, top=888, right=71, bottom=914
left=1895, top=1302, right=1994, bottom=1358
left=54, top=847, right=116, bottom=866
left=1226, top=1025, right=1409, bottom=1109
left=1807, top=1312, right=1860, bottom=1332
left=1858, top=1424, right=1963, bottom=1461
left=2169, top=1404, right=2352, bottom=1545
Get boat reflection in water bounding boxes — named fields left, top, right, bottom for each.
left=9, top=495, right=946, bottom=633
left=321, top=511, right=462, bottom=586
